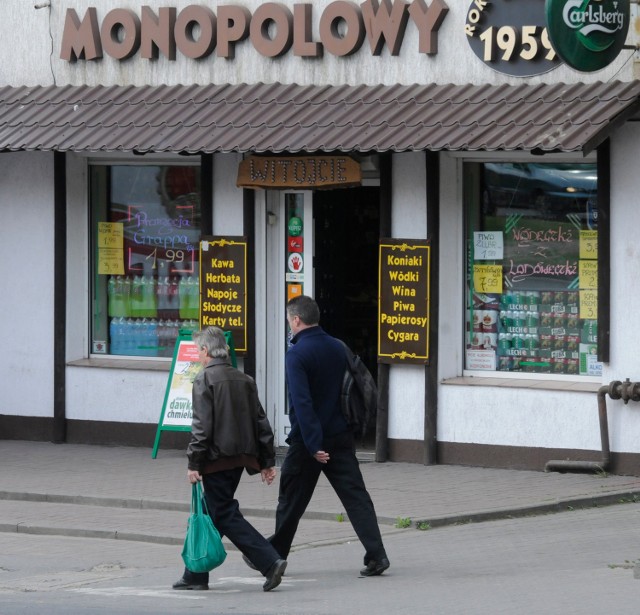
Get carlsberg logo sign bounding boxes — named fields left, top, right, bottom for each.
left=563, top=0, right=625, bottom=49
left=546, top=0, right=629, bottom=71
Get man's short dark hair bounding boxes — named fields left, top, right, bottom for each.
left=286, top=295, right=320, bottom=326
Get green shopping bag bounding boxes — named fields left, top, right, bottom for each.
left=181, top=481, right=227, bottom=573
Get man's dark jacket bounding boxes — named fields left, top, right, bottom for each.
left=187, top=358, right=275, bottom=472
left=286, top=326, right=349, bottom=455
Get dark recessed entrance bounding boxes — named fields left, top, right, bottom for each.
left=313, top=186, right=380, bottom=449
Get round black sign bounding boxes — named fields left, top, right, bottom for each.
left=465, top=0, right=561, bottom=77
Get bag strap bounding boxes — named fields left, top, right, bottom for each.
left=338, top=339, right=356, bottom=374
left=192, top=481, right=212, bottom=517
left=191, top=482, right=200, bottom=515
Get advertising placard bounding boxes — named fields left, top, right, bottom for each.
left=465, top=0, right=559, bottom=77
left=200, top=237, right=248, bottom=354
left=378, top=239, right=430, bottom=364
left=545, top=0, right=630, bottom=72
left=237, top=156, right=362, bottom=189
left=152, top=329, right=236, bottom=458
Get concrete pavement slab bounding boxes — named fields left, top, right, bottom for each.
left=1, top=440, right=640, bottom=546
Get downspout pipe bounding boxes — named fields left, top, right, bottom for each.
left=545, top=379, right=640, bottom=474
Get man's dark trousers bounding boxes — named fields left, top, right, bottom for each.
left=182, top=467, right=280, bottom=583
left=271, top=432, right=387, bottom=565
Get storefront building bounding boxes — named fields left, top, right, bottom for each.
left=2, top=0, right=640, bottom=473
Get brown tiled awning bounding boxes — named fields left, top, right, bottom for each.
left=0, top=81, right=639, bottom=155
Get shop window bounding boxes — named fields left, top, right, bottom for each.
left=464, top=161, right=601, bottom=377
left=90, top=164, right=201, bottom=358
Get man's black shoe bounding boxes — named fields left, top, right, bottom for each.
left=242, top=553, right=258, bottom=571
left=172, top=577, right=209, bottom=590
left=359, top=558, right=390, bottom=577
left=263, top=559, right=287, bottom=592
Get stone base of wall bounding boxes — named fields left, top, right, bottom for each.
left=0, top=415, right=189, bottom=450
left=389, top=438, right=640, bottom=476
left=3, top=416, right=640, bottom=475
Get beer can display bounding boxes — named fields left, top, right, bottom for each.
left=482, top=310, right=498, bottom=331
left=566, top=359, right=579, bottom=375
left=489, top=288, right=598, bottom=375
left=498, top=333, right=511, bottom=353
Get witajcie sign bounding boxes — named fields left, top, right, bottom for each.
left=60, top=1, right=449, bottom=62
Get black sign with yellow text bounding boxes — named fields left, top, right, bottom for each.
left=199, top=237, right=248, bottom=354
left=378, top=239, right=430, bottom=364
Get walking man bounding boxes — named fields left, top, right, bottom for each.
left=248, top=295, right=389, bottom=577
left=173, top=326, right=287, bottom=592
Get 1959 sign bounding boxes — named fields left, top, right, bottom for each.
left=465, top=0, right=560, bottom=77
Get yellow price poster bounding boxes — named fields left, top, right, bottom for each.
left=579, top=260, right=597, bottom=289
left=580, top=290, right=597, bottom=320
left=98, top=248, right=125, bottom=275
left=473, top=264, right=502, bottom=294
left=579, top=230, right=597, bottom=260
left=98, top=222, right=124, bottom=248
left=98, top=222, right=124, bottom=275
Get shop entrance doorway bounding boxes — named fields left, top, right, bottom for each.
left=261, top=186, right=380, bottom=452
left=313, top=187, right=380, bottom=450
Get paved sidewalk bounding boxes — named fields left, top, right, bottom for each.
left=1, top=440, right=640, bottom=551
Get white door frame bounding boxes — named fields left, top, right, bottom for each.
left=254, top=189, right=313, bottom=447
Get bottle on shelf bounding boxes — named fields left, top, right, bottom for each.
left=168, top=319, right=180, bottom=353
left=108, top=276, right=130, bottom=317
left=109, top=317, right=120, bottom=354
left=156, top=277, right=170, bottom=312
left=178, top=276, right=189, bottom=320
left=107, top=277, right=116, bottom=317
left=167, top=277, right=180, bottom=318
left=141, top=276, right=158, bottom=318
left=187, top=276, right=200, bottom=320
left=130, top=276, right=144, bottom=318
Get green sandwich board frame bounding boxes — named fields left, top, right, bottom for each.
left=152, top=329, right=236, bottom=458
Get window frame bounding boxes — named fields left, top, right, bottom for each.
left=87, top=155, right=205, bottom=361
left=458, top=150, right=606, bottom=382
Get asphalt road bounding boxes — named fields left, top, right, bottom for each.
left=1, top=501, right=640, bottom=615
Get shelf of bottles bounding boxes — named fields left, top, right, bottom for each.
left=107, top=275, right=200, bottom=357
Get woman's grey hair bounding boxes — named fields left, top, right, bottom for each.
left=193, top=327, right=229, bottom=359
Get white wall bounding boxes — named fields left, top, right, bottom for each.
left=212, top=153, right=244, bottom=235
left=66, top=366, right=168, bottom=422
left=5, top=0, right=640, bottom=456
left=66, top=153, right=89, bottom=361
left=434, top=134, right=640, bottom=456
left=0, top=2, right=53, bottom=85
left=2, top=0, right=636, bottom=88
left=607, top=124, right=640, bottom=384
left=435, top=155, right=609, bottom=451
left=387, top=152, right=427, bottom=440
left=438, top=154, right=464, bottom=380
left=439, top=386, right=602, bottom=450
left=603, top=124, right=640, bottom=453
left=212, top=152, right=246, bottom=373
left=0, top=153, right=54, bottom=417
